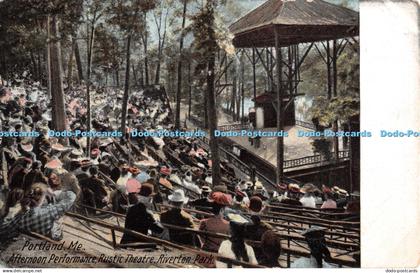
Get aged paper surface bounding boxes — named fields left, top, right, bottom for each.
left=361, top=0, right=420, bottom=268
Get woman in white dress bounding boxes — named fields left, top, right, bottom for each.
left=216, top=221, right=258, bottom=268
left=291, top=226, right=337, bottom=268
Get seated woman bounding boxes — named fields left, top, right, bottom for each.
left=291, top=226, right=336, bottom=268
left=259, top=230, right=281, bottom=267
left=216, top=221, right=258, bottom=268
left=321, top=186, right=337, bottom=209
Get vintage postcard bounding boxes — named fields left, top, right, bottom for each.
left=0, top=0, right=417, bottom=271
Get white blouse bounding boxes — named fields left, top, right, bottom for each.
left=216, top=240, right=258, bottom=268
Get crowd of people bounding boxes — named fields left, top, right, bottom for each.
left=0, top=78, right=360, bottom=268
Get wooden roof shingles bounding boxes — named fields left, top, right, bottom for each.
left=229, top=0, right=359, bottom=48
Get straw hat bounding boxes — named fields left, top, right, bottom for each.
left=168, top=189, right=188, bottom=204
left=52, top=143, right=70, bottom=152
left=288, top=183, right=301, bottom=193
left=201, top=186, right=212, bottom=194
left=301, top=226, right=326, bottom=237
left=300, top=183, right=320, bottom=194
left=20, top=143, right=33, bottom=152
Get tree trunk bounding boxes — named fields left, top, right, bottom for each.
left=49, top=16, right=67, bottom=137
left=132, top=64, right=138, bottom=86
left=74, top=40, right=84, bottom=84
left=30, top=50, right=38, bottom=80
left=231, top=67, right=236, bottom=116
left=274, top=28, right=284, bottom=184
left=46, top=16, right=52, bottom=99
left=115, top=68, right=120, bottom=87
left=175, top=0, right=188, bottom=129
left=86, top=22, right=96, bottom=157
left=188, top=60, right=192, bottom=119
left=207, top=52, right=221, bottom=185
left=120, top=34, right=132, bottom=136
left=139, top=61, right=144, bottom=87
left=142, top=22, right=149, bottom=86
left=67, top=38, right=75, bottom=88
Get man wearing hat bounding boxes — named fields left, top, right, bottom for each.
left=160, top=189, right=196, bottom=246
left=120, top=183, right=164, bottom=245
left=188, top=186, right=213, bottom=209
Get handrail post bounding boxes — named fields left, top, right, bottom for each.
left=111, top=228, right=117, bottom=248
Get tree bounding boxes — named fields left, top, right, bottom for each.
left=174, top=0, right=189, bottom=129
left=190, top=0, right=234, bottom=185
left=84, top=0, right=107, bottom=155
left=107, top=0, right=156, bottom=136
left=152, top=0, right=173, bottom=85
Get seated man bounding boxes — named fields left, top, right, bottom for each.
left=120, top=184, right=163, bottom=245
left=160, top=189, right=196, bottom=246
left=19, top=183, right=77, bottom=240
left=79, top=166, right=109, bottom=211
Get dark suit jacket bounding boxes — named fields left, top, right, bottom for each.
left=160, top=208, right=195, bottom=245
left=120, top=202, right=163, bottom=244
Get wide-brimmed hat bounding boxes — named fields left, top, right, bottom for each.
left=159, top=177, right=173, bottom=189
left=135, top=172, right=150, bottom=183
left=301, top=226, right=326, bottom=238
left=20, top=143, right=33, bottom=152
left=213, top=184, right=228, bottom=194
left=245, top=181, right=254, bottom=189
left=45, top=158, right=63, bottom=169
left=288, top=183, right=301, bottom=193
left=201, top=186, right=212, bottom=193
left=168, top=189, right=188, bottom=204
left=209, top=191, right=232, bottom=206
left=332, top=186, right=349, bottom=196
left=126, top=178, right=141, bottom=194
left=160, top=166, right=171, bottom=176
left=249, top=196, right=263, bottom=213
left=70, top=149, right=84, bottom=157
left=301, top=183, right=320, bottom=194
left=278, top=183, right=288, bottom=191
left=51, top=143, right=70, bottom=152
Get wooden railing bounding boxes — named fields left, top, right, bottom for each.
left=217, top=123, right=250, bottom=132
left=75, top=204, right=359, bottom=268
left=295, top=119, right=317, bottom=131
left=284, top=151, right=350, bottom=169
